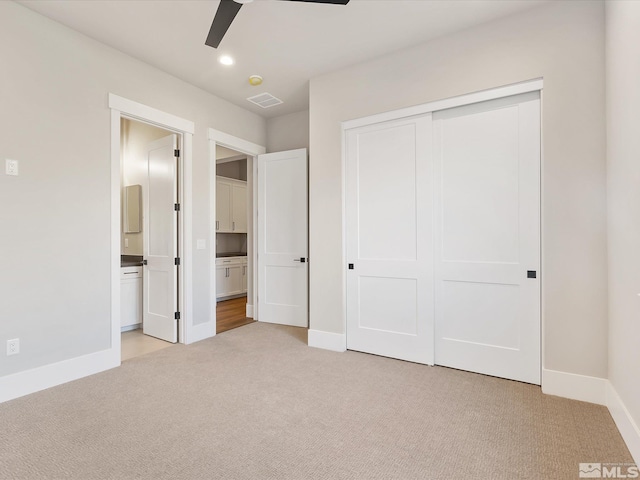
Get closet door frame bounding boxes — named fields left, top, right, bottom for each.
left=341, top=78, right=543, bottom=368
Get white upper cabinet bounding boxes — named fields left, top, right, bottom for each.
left=216, top=180, right=232, bottom=232
left=231, top=183, right=247, bottom=233
left=216, top=176, right=247, bottom=233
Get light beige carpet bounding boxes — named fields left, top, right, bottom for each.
left=0, top=323, right=632, bottom=480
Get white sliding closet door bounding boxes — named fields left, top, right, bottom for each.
left=345, top=115, right=434, bottom=364
left=433, top=92, right=541, bottom=384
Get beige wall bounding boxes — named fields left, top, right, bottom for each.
left=309, top=0, right=607, bottom=378
left=121, top=118, right=172, bottom=256
left=606, top=0, right=640, bottom=433
left=266, top=110, right=310, bottom=153
left=0, top=2, right=265, bottom=377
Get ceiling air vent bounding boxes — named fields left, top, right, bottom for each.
left=247, top=92, right=283, bottom=109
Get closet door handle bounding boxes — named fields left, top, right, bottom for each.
left=232, top=221, right=235, bottom=231
left=216, top=220, right=219, bottom=231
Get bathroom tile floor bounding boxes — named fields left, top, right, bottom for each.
left=121, top=329, right=174, bottom=361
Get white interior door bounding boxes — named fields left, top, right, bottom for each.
left=345, top=115, right=434, bottom=364
left=143, top=134, right=178, bottom=343
left=257, top=149, right=308, bottom=327
left=433, top=92, right=540, bottom=384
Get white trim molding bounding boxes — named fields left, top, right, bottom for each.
left=208, top=128, right=265, bottom=154
left=607, top=382, right=640, bottom=465
left=246, top=304, right=254, bottom=318
left=541, top=369, right=607, bottom=405
left=308, top=329, right=347, bottom=353
left=108, top=94, right=194, bottom=134
left=0, top=349, right=119, bottom=404
left=342, top=78, right=543, bottom=130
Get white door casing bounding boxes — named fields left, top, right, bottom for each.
left=257, top=149, right=309, bottom=327
left=345, top=115, right=434, bottom=364
left=143, top=134, right=178, bottom=343
left=433, top=92, right=541, bottom=384
left=208, top=129, right=266, bottom=325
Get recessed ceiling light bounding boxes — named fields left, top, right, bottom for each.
left=249, top=75, right=263, bottom=86
left=219, top=55, right=234, bottom=66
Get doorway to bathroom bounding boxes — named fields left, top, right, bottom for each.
left=119, top=117, right=180, bottom=359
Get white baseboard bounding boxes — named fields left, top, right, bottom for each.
left=185, top=320, right=216, bottom=344
left=0, top=348, right=119, bottom=404
left=541, top=369, right=607, bottom=405
left=308, top=329, right=346, bottom=352
left=607, top=382, right=640, bottom=465
left=246, top=303, right=254, bottom=318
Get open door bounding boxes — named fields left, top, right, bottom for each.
left=257, top=148, right=308, bottom=327
left=143, top=134, right=179, bottom=343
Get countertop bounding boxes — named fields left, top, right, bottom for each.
left=216, top=252, right=247, bottom=258
left=121, top=253, right=247, bottom=264
left=121, top=255, right=143, bottom=267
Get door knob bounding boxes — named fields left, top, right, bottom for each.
left=294, top=257, right=306, bottom=263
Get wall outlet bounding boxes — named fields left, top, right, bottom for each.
left=7, top=338, right=19, bottom=356
left=6, top=159, right=19, bottom=176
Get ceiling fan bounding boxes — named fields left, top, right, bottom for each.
left=205, top=0, right=350, bottom=49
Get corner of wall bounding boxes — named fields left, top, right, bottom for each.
left=542, top=369, right=608, bottom=405
left=607, top=382, right=640, bottom=465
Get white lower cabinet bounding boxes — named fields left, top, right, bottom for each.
left=216, top=256, right=248, bottom=300
left=120, top=266, right=142, bottom=331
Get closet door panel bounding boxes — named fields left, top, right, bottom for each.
left=345, top=114, right=434, bottom=365
left=433, top=92, right=541, bottom=385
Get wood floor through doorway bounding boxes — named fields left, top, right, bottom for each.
left=216, top=296, right=255, bottom=334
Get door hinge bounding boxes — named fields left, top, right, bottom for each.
left=174, top=149, right=180, bottom=157
left=174, top=203, right=180, bottom=211
left=175, top=257, right=181, bottom=266
left=174, top=312, right=181, bottom=320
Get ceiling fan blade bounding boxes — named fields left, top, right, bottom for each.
left=205, top=0, right=243, bottom=49
left=286, top=0, right=350, bottom=4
